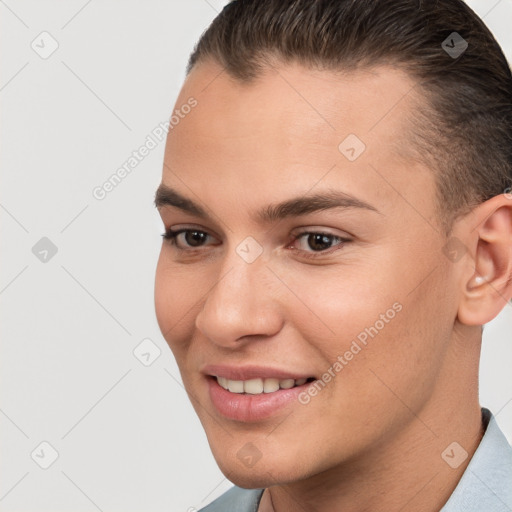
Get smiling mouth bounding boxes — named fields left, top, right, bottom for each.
left=214, top=376, right=316, bottom=395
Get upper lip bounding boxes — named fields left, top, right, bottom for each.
left=202, top=364, right=315, bottom=381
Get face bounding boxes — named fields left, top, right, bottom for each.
left=154, top=61, right=464, bottom=488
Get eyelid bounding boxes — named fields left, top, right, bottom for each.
left=163, top=224, right=220, bottom=238
left=289, top=225, right=354, bottom=241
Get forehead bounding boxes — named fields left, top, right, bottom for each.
left=163, top=60, right=435, bottom=226
left=173, top=60, right=419, bottom=140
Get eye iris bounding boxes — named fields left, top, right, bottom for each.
left=185, top=231, right=207, bottom=247
left=308, top=233, right=333, bottom=251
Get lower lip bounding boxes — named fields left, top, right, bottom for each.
left=207, top=377, right=313, bottom=422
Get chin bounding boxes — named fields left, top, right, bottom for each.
left=222, top=470, right=274, bottom=490
left=211, top=445, right=311, bottom=490
left=218, top=464, right=296, bottom=490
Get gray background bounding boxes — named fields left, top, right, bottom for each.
left=1, top=1, right=511, bottom=510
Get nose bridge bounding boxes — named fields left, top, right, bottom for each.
left=212, top=256, right=254, bottom=308
left=195, top=243, right=282, bottom=344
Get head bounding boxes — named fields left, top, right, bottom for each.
left=154, top=0, right=512, bottom=489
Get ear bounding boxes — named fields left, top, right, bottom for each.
left=457, top=193, right=512, bottom=326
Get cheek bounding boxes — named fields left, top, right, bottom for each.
left=322, top=275, right=452, bottom=421
left=276, top=256, right=404, bottom=349
left=280, top=248, right=447, bottom=392
left=154, top=254, right=173, bottom=334
left=154, top=253, right=200, bottom=353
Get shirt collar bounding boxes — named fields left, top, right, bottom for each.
left=440, top=408, right=512, bottom=511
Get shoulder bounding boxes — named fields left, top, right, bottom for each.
left=199, top=486, right=264, bottom=512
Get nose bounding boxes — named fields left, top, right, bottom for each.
left=195, top=253, right=284, bottom=348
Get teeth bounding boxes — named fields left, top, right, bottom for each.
left=244, top=378, right=263, bottom=394
left=227, top=380, right=244, bottom=393
left=279, top=378, right=295, bottom=389
left=216, top=376, right=310, bottom=394
left=263, top=378, right=280, bottom=393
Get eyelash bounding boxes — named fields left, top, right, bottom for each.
left=161, top=228, right=351, bottom=260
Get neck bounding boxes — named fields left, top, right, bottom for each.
left=259, top=330, right=484, bottom=512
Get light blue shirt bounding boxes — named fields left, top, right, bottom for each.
left=200, top=408, right=512, bottom=511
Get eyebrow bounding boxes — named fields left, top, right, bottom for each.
left=154, top=184, right=380, bottom=223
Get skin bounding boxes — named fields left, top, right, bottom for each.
left=154, top=60, right=512, bottom=512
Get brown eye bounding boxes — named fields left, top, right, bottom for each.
left=183, top=230, right=208, bottom=247
left=162, top=228, right=216, bottom=249
left=295, top=232, right=343, bottom=252
left=306, top=233, right=336, bottom=251
left=289, top=230, right=351, bottom=260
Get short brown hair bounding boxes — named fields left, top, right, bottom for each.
left=186, top=0, right=512, bottom=235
